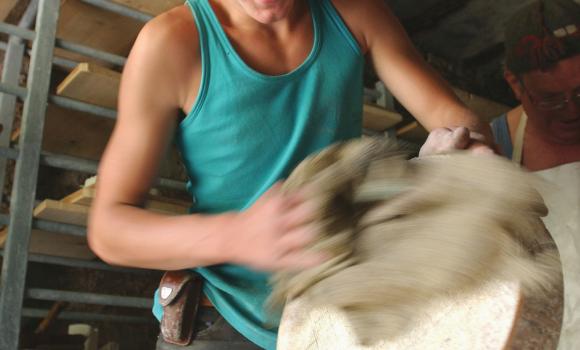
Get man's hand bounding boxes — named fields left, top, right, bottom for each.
left=227, top=183, right=326, bottom=272
left=419, top=127, right=496, bottom=157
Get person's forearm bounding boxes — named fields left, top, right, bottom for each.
left=407, top=67, right=488, bottom=134
left=436, top=103, right=494, bottom=146
left=88, top=204, right=235, bottom=270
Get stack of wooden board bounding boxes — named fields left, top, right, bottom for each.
left=37, top=63, right=121, bottom=162
left=4, top=0, right=193, bottom=261
left=0, top=0, right=19, bottom=22
left=0, top=179, right=191, bottom=260
left=39, top=61, right=187, bottom=180
left=6, top=48, right=121, bottom=162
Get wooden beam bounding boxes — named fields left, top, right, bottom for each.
left=56, top=63, right=121, bottom=110
left=33, top=200, right=89, bottom=226
left=61, top=187, right=94, bottom=206
left=56, top=0, right=143, bottom=65
left=110, top=0, right=183, bottom=16
left=0, top=228, right=95, bottom=260
left=42, top=104, right=115, bottom=161
left=363, top=104, right=403, bottom=132
left=0, top=0, right=18, bottom=22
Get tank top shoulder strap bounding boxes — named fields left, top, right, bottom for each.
left=184, top=0, right=208, bottom=39
left=319, top=0, right=362, bottom=55
left=490, top=113, right=514, bottom=160
left=185, top=0, right=229, bottom=53
left=181, top=0, right=214, bottom=120
left=512, top=112, right=528, bottom=166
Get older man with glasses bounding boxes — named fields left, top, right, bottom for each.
left=490, top=0, right=580, bottom=348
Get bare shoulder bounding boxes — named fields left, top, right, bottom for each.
left=122, top=4, right=201, bottom=112
left=133, top=5, right=200, bottom=65
left=329, top=0, right=400, bottom=54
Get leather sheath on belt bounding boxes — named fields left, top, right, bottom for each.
left=159, top=270, right=203, bottom=346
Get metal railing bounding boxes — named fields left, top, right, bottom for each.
left=0, top=1, right=173, bottom=348
left=0, top=1, right=62, bottom=347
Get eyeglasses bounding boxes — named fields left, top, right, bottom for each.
left=520, top=82, right=580, bottom=111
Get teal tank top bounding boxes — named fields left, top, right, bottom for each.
left=153, top=0, right=364, bottom=348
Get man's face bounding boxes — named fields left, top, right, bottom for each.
left=509, top=55, right=580, bottom=145
left=235, top=0, right=297, bottom=24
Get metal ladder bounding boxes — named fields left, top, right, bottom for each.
left=0, top=1, right=187, bottom=348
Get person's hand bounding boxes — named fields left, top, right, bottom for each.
left=227, top=183, right=326, bottom=272
left=419, top=127, right=495, bottom=157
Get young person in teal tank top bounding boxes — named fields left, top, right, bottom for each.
left=176, top=0, right=364, bottom=215
left=151, top=1, right=364, bottom=347
left=88, top=0, right=497, bottom=348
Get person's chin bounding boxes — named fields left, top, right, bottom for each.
left=250, top=0, right=290, bottom=17
left=549, top=119, right=580, bottom=144
left=255, top=0, right=285, bottom=6
left=255, top=12, right=288, bottom=23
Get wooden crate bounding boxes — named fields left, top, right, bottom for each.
left=111, top=0, right=183, bottom=16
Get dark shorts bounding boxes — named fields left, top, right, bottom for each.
left=156, top=316, right=263, bottom=350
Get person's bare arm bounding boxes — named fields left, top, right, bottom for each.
left=333, top=0, right=494, bottom=148
left=88, top=9, right=323, bottom=271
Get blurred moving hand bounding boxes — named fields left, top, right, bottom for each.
left=228, top=183, right=327, bottom=272
left=419, top=127, right=496, bottom=157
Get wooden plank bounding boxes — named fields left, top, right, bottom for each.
left=110, top=0, right=183, bottom=16
left=363, top=104, right=403, bottom=132
left=0, top=228, right=95, bottom=260
left=33, top=200, right=89, bottom=226
left=62, top=187, right=94, bottom=206
left=396, top=121, right=429, bottom=143
left=56, top=63, right=121, bottom=110
left=42, top=104, right=115, bottom=161
left=0, top=0, right=18, bottom=22
left=55, top=0, right=143, bottom=65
